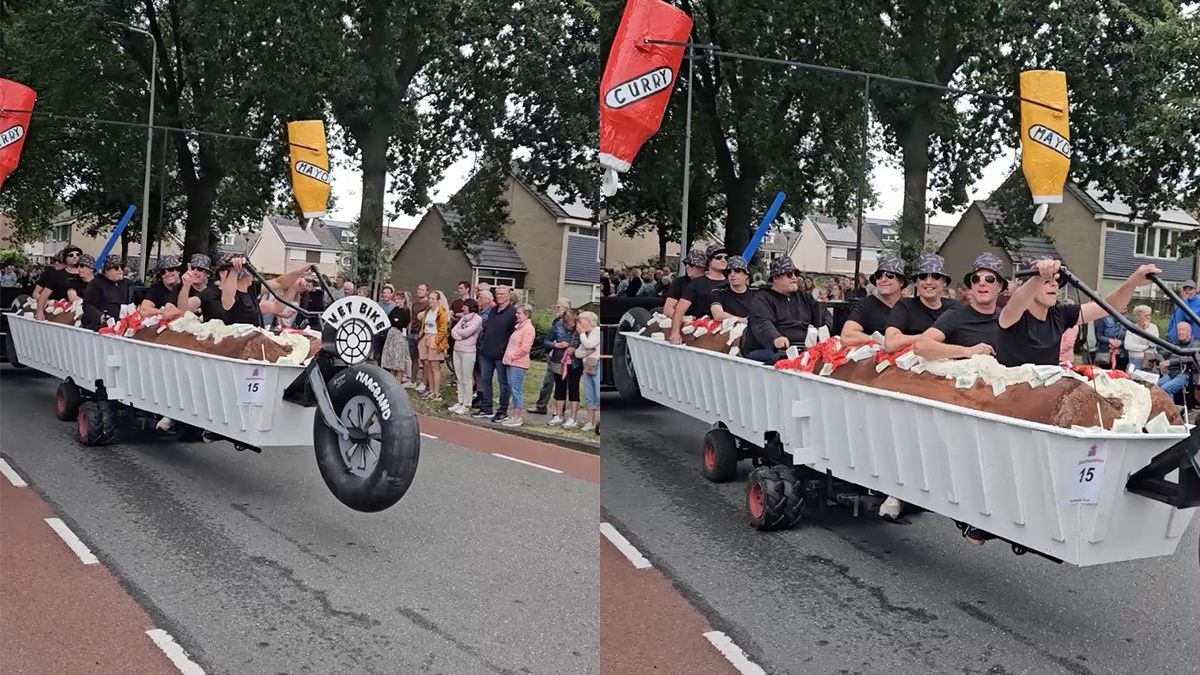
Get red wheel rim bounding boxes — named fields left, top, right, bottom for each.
left=704, top=443, right=715, bottom=471
left=748, top=482, right=764, bottom=519
left=78, top=414, right=88, bottom=441
left=56, top=391, right=65, bottom=415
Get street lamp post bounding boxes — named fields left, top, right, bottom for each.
left=111, top=22, right=156, bottom=282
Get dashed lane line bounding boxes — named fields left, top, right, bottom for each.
left=600, top=522, right=652, bottom=570
left=146, top=629, right=206, bottom=675
left=703, top=630, right=767, bottom=675
left=420, top=432, right=439, bottom=440
left=491, top=453, right=565, bottom=474
left=0, top=458, right=27, bottom=487
left=44, top=518, right=99, bottom=566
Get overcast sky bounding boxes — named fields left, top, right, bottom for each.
left=328, top=145, right=1016, bottom=230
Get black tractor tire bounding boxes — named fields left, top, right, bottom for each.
left=176, top=423, right=205, bottom=443
left=313, top=363, right=420, bottom=512
left=701, top=428, right=739, bottom=483
left=613, top=306, right=652, bottom=402
left=746, top=465, right=804, bottom=531
left=3, top=324, right=22, bottom=368
left=77, top=401, right=117, bottom=447
left=55, top=380, right=83, bottom=421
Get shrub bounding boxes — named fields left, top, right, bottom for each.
left=0, top=248, right=28, bottom=267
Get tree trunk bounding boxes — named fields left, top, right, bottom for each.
left=119, top=227, right=129, bottom=266
left=724, top=175, right=757, bottom=255
left=657, top=224, right=667, bottom=267
left=898, top=108, right=934, bottom=261
left=182, top=183, right=218, bottom=260
left=355, top=112, right=389, bottom=285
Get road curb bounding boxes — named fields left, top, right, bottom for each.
left=418, top=412, right=600, bottom=454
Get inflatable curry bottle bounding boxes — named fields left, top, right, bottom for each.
left=287, top=120, right=331, bottom=219
left=0, top=78, right=37, bottom=192
left=1019, top=70, right=1070, bottom=204
left=599, top=0, right=693, bottom=193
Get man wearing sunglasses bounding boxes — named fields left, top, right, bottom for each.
left=709, top=255, right=756, bottom=323
left=841, top=255, right=906, bottom=347
left=669, top=244, right=731, bottom=344
left=740, top=257, right=823, bottom=363
left=662, top=249, right=706, bottom=322
left=884, top=253, right=958, bottom=354
left=33, top=245, right=86, bottom=321
left=995, top=257, right=1160, bottom=368
left=915, top=253, right=1008, bottom=360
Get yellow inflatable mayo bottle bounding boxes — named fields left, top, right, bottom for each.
left=1019, top=70, right=1070, bottom=204
left=287, top=120, right=331, bottom=219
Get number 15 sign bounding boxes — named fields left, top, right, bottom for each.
left=1063, top=442, right=1108, bottom=505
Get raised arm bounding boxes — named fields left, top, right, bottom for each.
left=1079, top=263, right=1160, bottom=325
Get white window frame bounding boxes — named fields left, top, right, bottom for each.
left=49, top=223, right=70, bottom=242
left=476, top=268, right=521, bottom=289
left=287, top=248, right=306, bottom=261
left=1135, top=225, right=1182, bottom=261
left=569, top=225, right=599, bottom=238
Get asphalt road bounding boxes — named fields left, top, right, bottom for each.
left=601, top=395, right=1200, bottom=675
left=0, top=366, right=598, bottom=675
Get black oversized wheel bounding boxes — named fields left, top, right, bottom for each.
left=77, top=401, right=117, bottom=447
left=701, top=428, right=739, bottom=483
left=747, top=465, right=804, bottom=531
left=176, top=423, right=205, bottom=442
left=613, top=307, right=652, bottom=402
left=56, top=380, right=83, bottom=422
left=313, top=363, right=420, bottom=512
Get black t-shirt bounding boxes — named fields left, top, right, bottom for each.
left=81, top=278, right=131, bottom=329
left=41, top=268, right=85, bottom=300
left=932, top=305, right=1000, bottom=348
left=666, top=275, right=691, bottom=301
left=682, top=276, right=725, bottom=317
left=710, top=286, right=756, bottom=319
left=887, top=297, right=959, bottom=335
left=147, top=280, right=179, bottom=309
left=845, top=295, right=897, bottom=336
left=625, top=277, right=643, bottom=297
left=199, top=285, right=262, bottom=325
left=995, top=304, right=1082, bottom=367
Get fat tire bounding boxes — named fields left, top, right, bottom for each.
left=3, top=325, right=22, bottom=368
left=313, top=363, right=420, bottom=512
left=56, top=381, right=83, bottom=421
left=747, top=465, right=804, bottom=531
left=613, top=307, right=652, bottom=402
left=701, top=428, right=738, bottom=483
left=77, top=401, right=116, bottom=447
left=176, top=423, right=205, bottom=443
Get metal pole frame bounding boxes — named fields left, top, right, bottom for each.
left=110, top=22, right=157, bottom=283
left=679, top=43, right=696, bottom=275
left=854, top=77, right=870, bottom=291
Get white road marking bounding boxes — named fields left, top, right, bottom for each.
left=703, top=630, right=767, bottom=675
left=420, top=432, right=438, bottom=440
left=0, top=458, right=28, bottom=487
left=491, top=453, right=564, bottom=474
left=44, top=518, right=98, bottom=565
left=600, top=522, right=652, bottom=570
left=146, top=628, right=206, bottom=675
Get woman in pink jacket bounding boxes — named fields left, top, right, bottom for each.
left=448, top=298, right=482, bottom=415
left=501, top=304, right=536, bottom=427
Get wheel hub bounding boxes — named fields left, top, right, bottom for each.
left=337, top=394, right=383, bottom=478
left=748, top=482, right=765, bottom=519
left=704, top=443, right=715, bottom=471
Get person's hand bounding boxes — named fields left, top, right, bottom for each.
left=773, top=335, right=789, bottom=350
left=1158, top=360, right=1170, bottom=374
left=1130, top=263, right=1162, bottom=286
left=1108, top=338, right=1121, bottom=349
left=34, top=310, right=45, bottom=321
left=554, top=340, right=569, bottom=349
left=1032, top=258, right=1061, bottom=283
left=182, top=269, right=201, bottom=286
left=965, top=343, right=994, bottom=357
left=669, top=332, right=683, bottom=345
left=231, top=256, right=245, bottom=272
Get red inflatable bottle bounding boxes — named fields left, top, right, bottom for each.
left=0, top=78, right=37, bottom=192
left=599, top=0, right=692, bottom=191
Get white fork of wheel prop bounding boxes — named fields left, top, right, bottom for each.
left=309, top=367, right=351, bottom=440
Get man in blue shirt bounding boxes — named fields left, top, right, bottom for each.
left=1167, top=280, right=1200, bottom=341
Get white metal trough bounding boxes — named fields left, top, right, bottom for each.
left=7, top=313, right=314, bottom=448
left=624, top=331, right=1199, bottom=567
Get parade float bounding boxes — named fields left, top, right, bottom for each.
left=0, top=104, right=419, bottom=513
left=599, top=1, right=1199, bottom=566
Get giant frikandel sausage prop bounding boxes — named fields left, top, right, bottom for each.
left=599, top=0, right=692, bottom=193
left=0, top=78, right=37, bottom=192
left=287, top=120, right=331, bottom=220
left=1019, top=70, right=1070, bottom=204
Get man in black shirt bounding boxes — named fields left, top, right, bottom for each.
left=741, top=257, right=823, bottom=363
left=474, top=285, right=518, bottom=422
left=884, top=253, right=958, bottom=353
left=670, top=244, right=730, bottom=343
left=624, top=268, right=643, bottom=297
left=841, top=255, right=905, bottom=346
left=916, top=252, right=1008, bottom=360
left=662, top=250, right=706, bottom=320
left=141, top=256, right=183, bottom=311
left=710, top=255, right=756, bottom=322
left=82, top=255, right=132, bottom=330
left=200, top=253, right=310, bottom=326
left=996, top=257, right=1159, bottom=367
left=177, top=254, right=214, bottom=315
left=34, top=245, right=84, bottom=319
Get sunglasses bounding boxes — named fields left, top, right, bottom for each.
left=875, top=271, right=902, bottom=281
left=776, top=271, right=797, bottom=279
left=712, top=254, right=728, bottom=260
left=66, top=252, right=80, bottom=257
left=916, top=273, right=945, bottom=281
left=970, top=273, right=999, bottom=285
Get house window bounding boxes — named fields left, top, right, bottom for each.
left=305, top=250, right=322, bottom=264
left=49, top=223, right=70, bottom=242
left=830, top=247, right=847, bottom=260
left=1106, top=222, right=1136, bottom=233
left=569, top=225, right=599, bottom=237
left=1135, top=226, right=1181, bottom=260
left=220, top=231, right=236, bottom=246
left=288, top=249, right=305, bottom=261
left=320, top=251, right=337, bottom=264
left=476, top=268, right=523, bottom=289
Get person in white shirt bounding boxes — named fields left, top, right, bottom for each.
left=576, top=311, right=602, bottom=433
left=1123, top=304, right=1159, bottom=369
